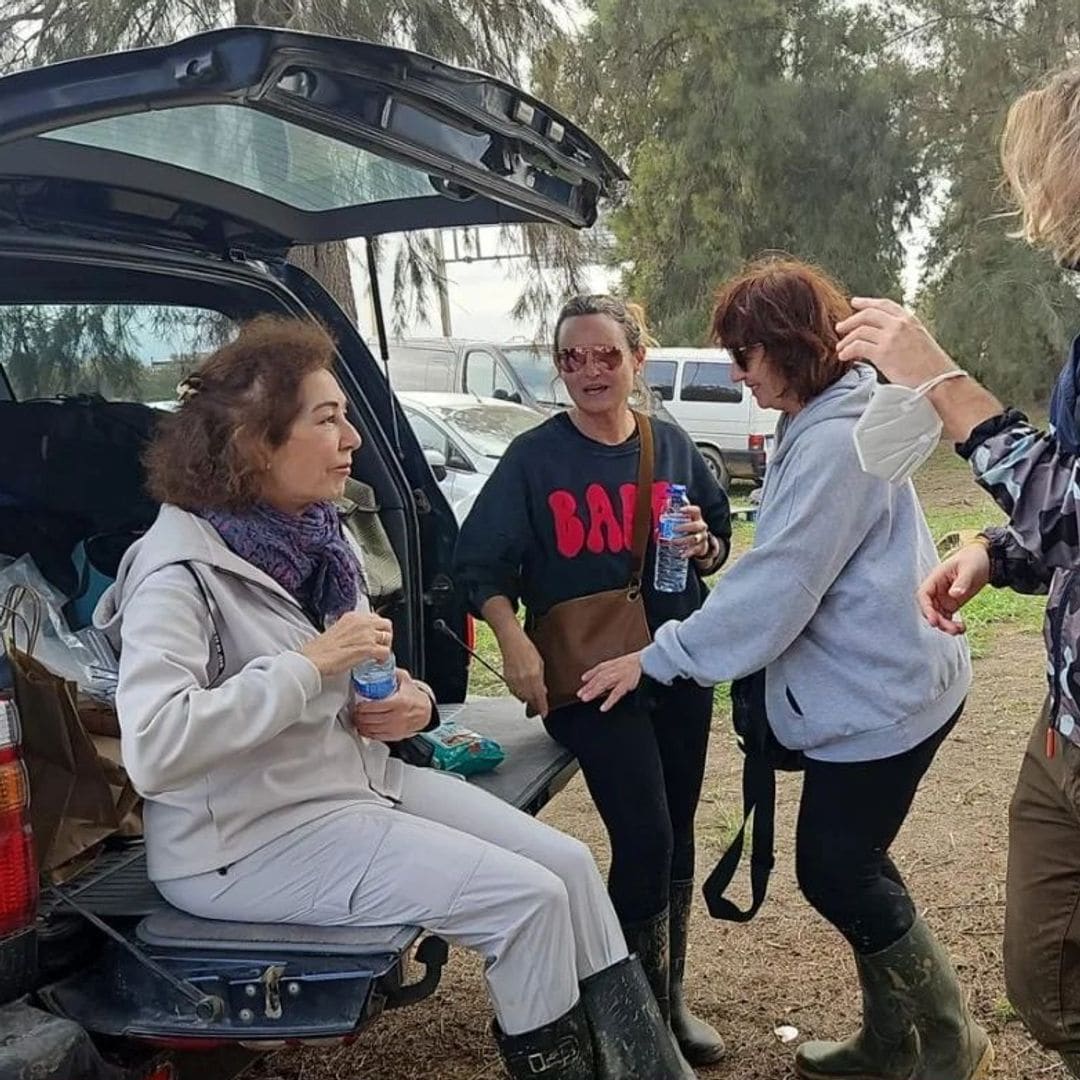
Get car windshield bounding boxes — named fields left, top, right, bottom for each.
left=436, top=403, right=540, bottom=458
left=500, top=345, right=571, bottom=406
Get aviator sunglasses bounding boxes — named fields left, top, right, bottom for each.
left=555, top=344, right=625, bottom=374
left=728, top=342, right=763, bottom=371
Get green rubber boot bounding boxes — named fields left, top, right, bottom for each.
left=798, top=919, right=992, bottom=1080
left=795, top=947, right=918, bottom=1080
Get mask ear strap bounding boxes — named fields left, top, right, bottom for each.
left=914, top=369, right=966, bottom=399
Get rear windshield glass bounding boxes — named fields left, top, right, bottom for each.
left=42, top=104, right=436, bottom=213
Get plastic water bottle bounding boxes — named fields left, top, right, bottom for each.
left=654, top=483, right=691, bottom=593
left=352, top=652, right=398, bottom=700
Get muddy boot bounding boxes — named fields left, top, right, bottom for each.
left=493, top=1001, right=595, bottom=1078
left=896, top=918, right=994, bottom=1080
left=621, top=910, right=697, bottom=1076
left=795, top=947, right=919, bottom=1080
left=1061, top=1051, right=1080, bottom=1078
left=669, top=880, right=726, bottom=1066
left=580, top=955, right=697, bottom=1079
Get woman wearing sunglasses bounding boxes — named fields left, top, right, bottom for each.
left=455, top=294, right=732, bottom=1069
left=580, top=259, right=990, bottom=1080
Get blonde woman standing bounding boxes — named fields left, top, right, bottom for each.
left=456, top=295, right=731, bottom=1069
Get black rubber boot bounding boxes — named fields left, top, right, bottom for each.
left=580, top=955, right=697, bottom=1079
left=494, top=1001, right=595, bottom=1078
left=669, top=880, right=726, bottom=1066
left=621, top=909, right=675, bottom=1022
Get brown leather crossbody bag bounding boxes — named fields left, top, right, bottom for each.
left=526, top=412, right=654, bottom=712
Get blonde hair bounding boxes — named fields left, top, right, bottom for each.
left=553, top=294, right=659, bottom=409
left=1001, top=67, right=1080, bottom=264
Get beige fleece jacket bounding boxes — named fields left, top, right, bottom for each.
left=95, top=504, right=404, bottom=882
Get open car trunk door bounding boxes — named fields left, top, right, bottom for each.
left=0, top=27, right=624, bottom=256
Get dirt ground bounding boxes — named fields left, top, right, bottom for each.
left=254, top=454, right=1064, bottom=1079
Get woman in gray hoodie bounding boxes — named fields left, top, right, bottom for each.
left=580, top=258, right=991, bottom=1080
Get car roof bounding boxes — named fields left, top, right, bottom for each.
left=391, top=338, right=500, bottom=351
left=647, top=347, right=733, bottom=361
left=397, top=390, right=539, bottom=413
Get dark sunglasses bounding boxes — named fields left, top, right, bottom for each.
left=555, top=344, right=625, bottom=374
left=729, top=342, right=763, bottom=370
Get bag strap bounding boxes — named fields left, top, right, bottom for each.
left=701, top=752, right=777, bottom=922
left=181, top=562, right=226, bottom=687
left=629, top=410, right=655, bottom=591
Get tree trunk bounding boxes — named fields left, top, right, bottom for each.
left=287, top=242, right=359, bottom=324
left=234, top=0, right=360, bottom=325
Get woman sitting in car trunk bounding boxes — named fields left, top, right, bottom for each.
left=96, top=315, right=695, bottom=1080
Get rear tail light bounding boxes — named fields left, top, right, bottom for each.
left=140, top=1064, right=176, bottom=1080
left=0, top=693, right=38, bottom=936
left=748, top=434, right=766, bottom=452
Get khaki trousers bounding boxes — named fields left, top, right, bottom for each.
left=1005, top=700, right=1080, bottom=1054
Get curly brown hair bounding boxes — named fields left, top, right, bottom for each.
left=145, top=315, right=339, bottom=511
left=710, top=256, right=854, bottom=404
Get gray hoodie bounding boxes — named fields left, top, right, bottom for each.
left=96, top=505, right=402, bottom=882
left=642, top=364, right=970, bottom=762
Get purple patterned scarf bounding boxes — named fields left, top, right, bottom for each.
left=202, top=501, right=360, bottom=623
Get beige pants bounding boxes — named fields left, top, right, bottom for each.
left=158, top=764, right=627, bottom=1034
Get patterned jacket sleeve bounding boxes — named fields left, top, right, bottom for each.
left=981, top=526, right=1053, bottom=595
left=959, top=408, right=1080, bottom=572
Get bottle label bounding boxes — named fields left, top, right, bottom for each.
left=658, top=515, right=680, bottom=542
left=352, top=671, right=398, bottom=701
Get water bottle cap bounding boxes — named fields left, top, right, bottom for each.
left=669, top=483, right=687, bottom=495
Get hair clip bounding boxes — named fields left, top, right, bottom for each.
left=176, top=375, right=203, bottom=403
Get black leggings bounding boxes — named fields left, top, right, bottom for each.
left=795, top=705, right=962, bottom=955
left=544, top=678, right=714, bottom=924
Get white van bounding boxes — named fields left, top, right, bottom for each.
left=644, top=347, right=780, bottom=489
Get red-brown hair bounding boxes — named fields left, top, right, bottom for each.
left=145, top=315, right=338, bottom=511
left=710, top=256, right=854, bottom=403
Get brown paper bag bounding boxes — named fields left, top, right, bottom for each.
left=8, top=644, right=123, bottom=879
left=91, top=733, right=143, bottom=838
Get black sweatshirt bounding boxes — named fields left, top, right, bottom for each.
left=454, top=412, right=732, bottom=631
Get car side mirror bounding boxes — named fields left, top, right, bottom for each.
left=493, top=388, right=522, bottom=405
left=423, top=448, right=448, bottom=482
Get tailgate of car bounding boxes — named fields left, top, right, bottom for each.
left=443, top=697, right=576, bottom=814
left=34, top=698, right=575, bottom=1039
left=38, top=695, right=572, bottom=922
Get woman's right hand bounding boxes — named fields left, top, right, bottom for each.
left=917, top=544, right=991, bottom=635
left=500, top=631, right=549, bottom=718
left=301, top=612, right=393, bottom=677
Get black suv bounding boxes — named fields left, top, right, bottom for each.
left=0, top=28, right=622, bottom=1080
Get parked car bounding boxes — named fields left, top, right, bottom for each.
left=391, top=338, right=682, bottom=426
left=399, top=392, right=542, bottom=523
left=388, top=337, right=570, bottom=410
left=644, top=347, right=780, bottom=490
left=0, top=26, right=623, bottom=1080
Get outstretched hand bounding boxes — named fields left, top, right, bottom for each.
left=578, top=652, right=644, bottom=713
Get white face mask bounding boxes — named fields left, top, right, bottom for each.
left=852, top=370, right=966, bottom=485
